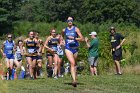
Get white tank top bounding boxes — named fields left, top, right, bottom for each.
left=15, top=46, right=22, bottom=60
left=57, top=45, right=64, bottom=55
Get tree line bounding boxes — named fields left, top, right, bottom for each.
left=0, top=0, right=140, bottom=35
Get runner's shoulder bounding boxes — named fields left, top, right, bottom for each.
left=48, top=36, right=53, bottom=40
left=24, top=38, right=30, bottom=42
left=3, top=41, right=6, bottom=45
left=75, top=27, right=80, bottom=32
left=3, top=40, right=15, bottom=44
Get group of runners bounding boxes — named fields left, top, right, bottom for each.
left=0, top=17, right=82, bottom=87
left=0, top=16, right=126, bottom=87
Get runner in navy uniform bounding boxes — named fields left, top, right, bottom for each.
left=44, top=29, right=59, bottom=79
left=35, top=32, right=44, bottom=77
left=24, top=31, right=41, bottom=79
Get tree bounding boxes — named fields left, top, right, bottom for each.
left=80, top=0, right=140, bottom=25
left=0, top=0, right=22, bottom=35
left=40, top=0, right=83, bottom=22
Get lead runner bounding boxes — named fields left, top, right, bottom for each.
left=62, top=16, right=84, bottom=87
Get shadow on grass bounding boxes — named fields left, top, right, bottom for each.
left=64, top=82, right=85, bottom=86
left=36, top=78, right=46, bottom=80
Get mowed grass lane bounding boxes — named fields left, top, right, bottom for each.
left=0, top=74, right=140, bottom=93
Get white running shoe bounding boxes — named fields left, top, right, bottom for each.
left=54, top=76, right=58, bottom=79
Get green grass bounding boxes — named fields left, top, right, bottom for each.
left=0, top=74, right=140, bottom=93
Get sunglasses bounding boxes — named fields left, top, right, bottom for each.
left=52, top=32, right=56, bottom=33
left=8, top=37, right=12, bottom=38
left=67, top=20, right=73, bottom=22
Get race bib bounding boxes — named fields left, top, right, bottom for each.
left=7, top=50, right=13, bottom=54
left=16, top=53, right=22, bottom=60
left=57, top=46, right=63, bottom=54
left=28, top=49, right=35, bottom=54
left=67, top=40, right=74, bottom=43
left=52, top=47, right=57, bottom=52
left=57, top=50, right=63, bottom=55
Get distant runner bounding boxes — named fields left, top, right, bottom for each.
left=1, top=34, right=16, bottom=80
left=56, top=33, right=65, bottom=77
left=44, top=29, right=59, bottom=79
left=35, top=32, right=44, bottom=77
left=24, top=31, right=41, bottom=79
left=14, top=40, right=26, bottom=78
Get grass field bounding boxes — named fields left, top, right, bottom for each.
left=0, top=74, right=140, bottom=93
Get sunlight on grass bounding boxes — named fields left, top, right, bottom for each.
left=0, top=81, right=8, bottom=93
left=0, top=74, right=139, bottom=93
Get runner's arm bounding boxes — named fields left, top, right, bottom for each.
left=61, top=29, right=66, bottom=46
left=37, top=40, right=42, bottom=53
left=22, top=47, right=26, bottom=55
left=61, top=29, right=65, bottom=38
left=44, top=36, right=53, bottom=51
left=0, top=43, right=5, bottom=55
left=0, top=42, right=6, bottom=57
left=40, top=40, right=45, bottom=54
left=13, top=41, right=17, bottom=52
left=23, top=39, right=27, bottom=55
left=60, top=34, right=65, bottom=46
left=75, top=27, right=84, bottom=41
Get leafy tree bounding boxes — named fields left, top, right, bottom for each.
left=40, top=0, right=83, bottom=22
left=0, top=0, right=12, bottom=35
left=81, top=0, right=140, bottom=24
left=17, top=0, right=45, bottom=22
left=0, top=0, right=22, bottom=35
left=1, top=0, right=140, bottom=36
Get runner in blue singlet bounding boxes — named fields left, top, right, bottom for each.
left=64, top=26, right=79, bottom=54
left=62, top=17, right=84, bottom=87
left=1, top=34, right=16, bottom=80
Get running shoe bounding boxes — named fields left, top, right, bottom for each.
left=72, top=82, right=77, bottom=87
left=30, top=76, right=34, bottom=80
left=53, top=76, right=58, bottom=79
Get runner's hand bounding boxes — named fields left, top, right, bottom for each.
left=49, top=48, right=55, bottom=53
left=38, top=52, right=41, bottom=56
left=60, top=40, right=65, bottom=46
